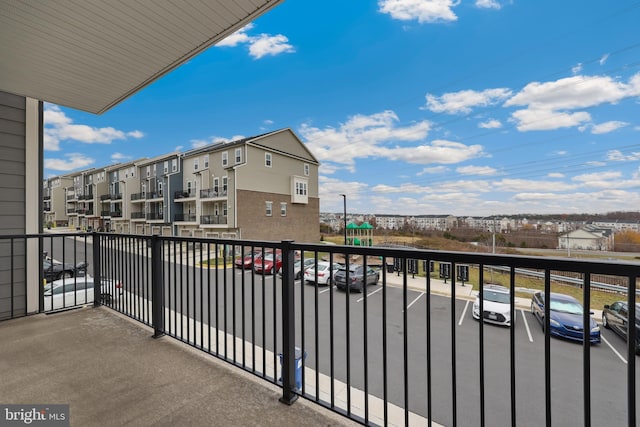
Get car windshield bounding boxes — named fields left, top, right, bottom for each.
left=484, top=290, right=510, bottom=304
left=549, top=299, right=583, bottom=315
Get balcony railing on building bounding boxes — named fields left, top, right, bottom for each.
left=100, top=210, right=111, bottom=217
left=200, top=214, right=226, bottom=225
left=174, top=213, right=197, bottom=222
left=146, top=191, right=162, bottom=200
left=111, top=193, right=122, bottom=200
left=146, top=212, right=163, bottom=220
left=200, top=188, right=227, bottom=199
left=174, top=190, right=195, bottom=199
left=131, top=192, right=145, bottom=201
left=131, top=212, right=145, bottom=219
left=109, top=211, right=122, bottom=218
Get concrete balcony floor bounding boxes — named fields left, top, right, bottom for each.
left=0, top=307, right=356, bottom=427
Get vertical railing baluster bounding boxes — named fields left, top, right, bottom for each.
left=627, top=275, right=637, bottom=427
left=583, top=273, right=591, bottom=427
left=92, top=232, right=101, bottom=307
left=451, top=261, right=457, bottom=427
left=403, top=257, right=409, bottom=426
left=479, top=264, right=485, bottom=427
left=151, top=235, right=164, bottom=338
left=510, top=266, right=516, bottom=427
left=279, top=240, right=297, bottom=405
left=544, top=269, right=552, bottom=427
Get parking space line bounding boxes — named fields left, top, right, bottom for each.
left=357, top=287, right=383, bottom=303
left=601, top=335, right=627, bottom=364
left=458, top=300, right=470, bottom=326
left=402, top=292, right=425, bottom=313
left=521, top=309, right=534, bottom=343
left=318, top=285, right=332, bottom=295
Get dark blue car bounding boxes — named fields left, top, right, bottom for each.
left=531, top=291, right=601, bottom=344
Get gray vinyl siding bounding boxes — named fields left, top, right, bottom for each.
left=0, top=91, right=26, bottom=319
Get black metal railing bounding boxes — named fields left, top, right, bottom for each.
left=0, top=233, right=637, bottom=426
left=131, top=192, right=145, bottom=201
left=146, top=212, right=163, bottom=220
left=174, top=214, right=197, bottom=222
left=200, top=189, right=226, bottom=199
left=200, top=215, right=227, bottom=225
left=174, top=190, right=193, bottom=199
left=131, top=212, right=145, bottom=219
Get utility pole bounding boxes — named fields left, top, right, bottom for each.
left=340, top=194, right=347, bottom=245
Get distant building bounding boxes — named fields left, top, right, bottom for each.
left=558, top=225, right=614, bottom=251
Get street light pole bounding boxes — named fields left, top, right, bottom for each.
left=340, top=194, right=347, bottom=245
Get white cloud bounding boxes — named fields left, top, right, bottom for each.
left=216, top=23, right=294, bottom=59
left=572, top=63, right=583, bottom=75
left=301, top=111, right=452, bottom=168
left=456, top=165, right=498, bottom=176
left=505, top=73, right=640, bottom=132
left=425, top=88, right=512, bottom=114
left=478, top=119, right=502, bottom=129
left=599, top=54, right=609, bottom=65
left=475, top=0, right=501, bottom=9
left=547, top=172, right=565, bottom=178
left=493, top=178, right=576, bottom=192
left=248, top=34, right=295, bottom=59
left=216, top=24, right=254, bottom=47
left=590, top=121, right=628, bottom=134
left=44, top=153, right=94, bottom=171
left=378, top=0, right=459, bottom=23
left=417, top=166, right=449, bottom=175
left=607, top=150, right=640, bottom=161
left=510, top=108, right=591, bottom=131
left=111, top=152, right=131, bottom=161
left=43, top=105, right=143, bottom=151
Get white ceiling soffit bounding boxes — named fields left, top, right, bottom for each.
left=0, top=0, right=283, bottom=114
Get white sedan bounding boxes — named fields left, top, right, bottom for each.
left=472, top=284, right=514, bottom=326
left=303, top=261, right=341, bottom=286
left=43, top=276, right=123, bottom=311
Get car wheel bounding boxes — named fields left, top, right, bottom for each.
left=602, top=314, right=609, bottom=329
left=57, top=271, right=72, bottom=280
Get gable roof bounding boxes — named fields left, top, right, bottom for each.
left=0, top=1, right=284, bottom=114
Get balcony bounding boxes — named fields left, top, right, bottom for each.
left=100, top=210, right=111, bottom=217
left=3, top=233, right=638, bottom=427
left=131, top=192, right=145, bottom=201
left=146, top=212, right=163, bottom=220
left=200, top=188, right=227, bottom=199
left=110, top=211, right=122, bottom=218
left=100, top=194, right=111, bottom=201
left=201, top=214, right=227, bottom=225
left=79, top=194, right=93, bottom=200
left=112, top=193, right=123, bottom=200
left=174, top=190, right=195, bottom=200
left=131, top=212, right=145, bottom=220
left=146, top=191, right=163, bottom=200
left=174, top=213, right=197, bottom=222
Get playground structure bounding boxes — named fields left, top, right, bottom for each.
left=346, top=222, right=374, bottom=246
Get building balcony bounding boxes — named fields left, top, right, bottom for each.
left=174, top=213, right=197, bottom=222
left=110, top=211, right=122, bottom=218
left=146, top=212, right=163, bottom=221
left=100, top=194, right=111, bottom=201
left=101, top=210, right=111, bottom=217
left=174, top=190, right=195, bottom=200
left=200, top=215, right=227, bottom=225
left=146, top=191, right=163, bottom=200
left=200, top=188, right=227, bottom=199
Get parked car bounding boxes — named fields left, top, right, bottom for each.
left=472, top=284, right=513, bottom=326
left=234, top=250, right=262, bottom=269
left=530, top=291, right=600, bottom=344
left=334, top=265, right=379, bottom=293
left=303, top=261, right=341, bottom=286
left=602, top=301, right=640, bottom=354
left=279, top=258, right=317, bottom=280
left=43, top=275, right=123, bottom=311
left=43, top=257, right=89, bottom=283
left=254, top=253, right=282, bottom=274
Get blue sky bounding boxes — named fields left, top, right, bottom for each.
left=43, top=0, right=640, bottom=216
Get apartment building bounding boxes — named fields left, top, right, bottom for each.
left=43, top=175, right=73, bottom=227
left=176, top=129, right=320, bottom=241
left=45, top=129, right=320, bottom=242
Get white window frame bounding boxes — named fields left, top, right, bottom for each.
left=223, top=203, right=227, bottom=216
left=187, top=181, right=192, bottom=195
left=204, top=155, right=209, bottom=168
left=266, top=201, right=273, bottom=217
left=164, top=161, right=168, bottom=174
left=222, top=152, right=228, bottom=167
left=213, top=177, right=219, bottom=193
left=146, top=166, right=150, bottom=177
left=280, top=202, right=287, bottom=217
left=235, top=148, right=242, bottom=164
left=265, top=153, right=272, bottom=167
left=304, top=163, right=310, bottom=176
left=222, top=176, right=228, bottom=193
left=172, top=159, right=177, bottom=172
left=194, top=158, right=199, bottom=171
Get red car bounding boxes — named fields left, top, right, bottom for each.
left=254, top=253, right=282, bottom=274
left=234, top=250, right=262, bottom=269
